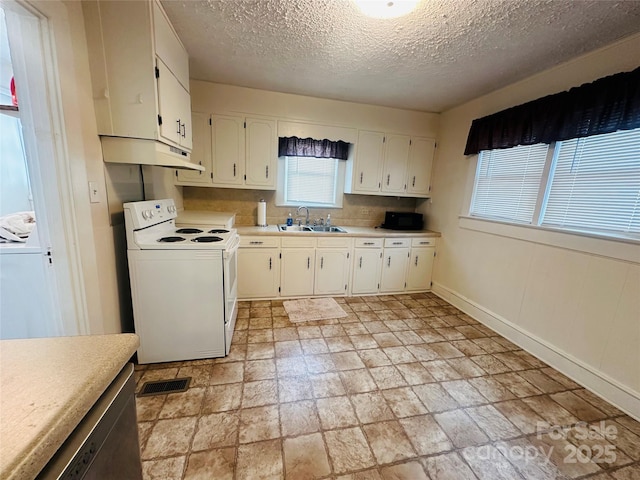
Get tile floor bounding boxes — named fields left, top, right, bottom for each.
left=134, top=293, right=640, bottom=480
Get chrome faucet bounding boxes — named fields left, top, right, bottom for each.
left=296, top=206, right=310, bottom=225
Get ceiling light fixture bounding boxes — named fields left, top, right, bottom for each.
left=354, top=0, right=420, bottom=19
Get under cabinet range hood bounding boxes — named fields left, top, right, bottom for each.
left=100, top=136, right=205, bottom=172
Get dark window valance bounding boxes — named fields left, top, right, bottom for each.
left=464, top=67, right=640, bottom=155
left=278, top=136, right=350, bottom=160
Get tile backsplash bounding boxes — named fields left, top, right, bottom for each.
left=183, top=187, right=417, bottom=227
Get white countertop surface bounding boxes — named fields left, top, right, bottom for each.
left=0, top=334, right=139, bottom=480
left=236, top=224, right=441, bottom=237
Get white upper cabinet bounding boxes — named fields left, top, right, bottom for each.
left=245, top=118, right=278, bottom=188
left=346, top=129, right=435, bottom=198
left=382, top=134, right=411, bottom=194
left=83, top=0, right=192, bottom=151
left=212, top=114, right=245, bottom=186
left=176, top=112, right=211, bottom=184
left=406, top=137, right=436, bottom=196
left=351, top=131, right=385, bottom=193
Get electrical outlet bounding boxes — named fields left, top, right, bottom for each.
left=360, top=208, right=370, bottom=215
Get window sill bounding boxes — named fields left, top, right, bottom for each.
left=458, top=216, right=640, bottom=264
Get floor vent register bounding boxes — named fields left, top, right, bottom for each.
left=138, top=377, right=191, bottom=396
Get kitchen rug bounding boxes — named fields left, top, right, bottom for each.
left=283, top=297, right=348, bottom=323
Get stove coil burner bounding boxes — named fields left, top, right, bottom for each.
left=158, top=236, right=186, bottom=243
left=176, top=228, right=203, bottom=234
left=191, top=236, right=224, bottom=243
left=208, top=229, right=229, bottom=234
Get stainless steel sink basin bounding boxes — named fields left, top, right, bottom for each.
left=277, top=224, right=347, bottom=233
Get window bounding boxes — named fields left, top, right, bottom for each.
left=276, top=156, right=346, bottom=208
left=471, top=144, right=549, bottom=223
left=468, top=128, right=640, bottom=240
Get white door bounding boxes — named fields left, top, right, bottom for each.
left=352, top=248, right=383, bottom=295
left=211, top=114, right=244, bottom=186
left=156, top=58, right=182, bottom=147
left=406, top=247, right=435, bottom=291
left=380, top=248, right=409, bottom=293
left=406, top=137, right=435, bottom=196
left=280, top=249, right=314, bottom=297
left=0, top=3, right=86, bottom=338
left=177, top=112, right=211, bottom=184
left=314, top=249, right=349, bottom=296
left=382, top=134, right=410, bottom=194
left=245, top=117, right=276, bottom=188
left=353, top=130, right=384, bottom=193
left=238, top=248, right=280, bottom=299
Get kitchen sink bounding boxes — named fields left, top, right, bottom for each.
left=277, top=224, right=347, bottom=233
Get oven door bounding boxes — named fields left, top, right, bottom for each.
left=223, top=234, right=239, bottom=353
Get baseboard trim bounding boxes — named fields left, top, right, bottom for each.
left=432, top=281, right=640, bottom=421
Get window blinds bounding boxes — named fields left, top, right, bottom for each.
left=541, top=129, right=640, bottom=236
left=285, top=156, right=338, bottom=206
left=470, top=144, right=549, bottom=223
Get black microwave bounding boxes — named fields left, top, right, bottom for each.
left=381, top=211, right=424, bottom=230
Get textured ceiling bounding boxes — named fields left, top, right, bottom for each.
left=162, top=0, right=640, bottom=113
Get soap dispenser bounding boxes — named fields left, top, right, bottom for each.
left=326, top=213, right=331, bottom=227
left=287, top=212, right=293, bottom=226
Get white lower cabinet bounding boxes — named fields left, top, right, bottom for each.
left=280, top=237, right=316, bottom=297
left=238, top=237, right=280, bottom=299
left=351, top=238, right=383, bottom=295
left=406, top=238, right=436, bottom=291
left=380, top=238, right=411, bottom=293
left=238, top=234, right=435, bottom=300
left=315, top=237, right=353, bottom=296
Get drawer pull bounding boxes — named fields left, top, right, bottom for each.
left=249, top=241, right=264, bottom=245
left=363, top=242, right=374, bottom=245
left=392, top=241, right=403, bottom=245
left=419, top=241, right=430, bottom=245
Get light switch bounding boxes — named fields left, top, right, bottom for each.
left=89, top=181, right=100, bottom=203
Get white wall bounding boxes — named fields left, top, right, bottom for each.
left=190, top=81, right=440, bottom=139
left=424, top=34, right=640, bottom=418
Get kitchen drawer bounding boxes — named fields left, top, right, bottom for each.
left=384, top=238, right=411, bottom=248
left=354, top=238, right=383, bottom=248
left=317, top=237, right=353, bottom=248
left=240, top=236, right=280, bottom=248
left=281, top=237, right=317, bottom=248
left=411, top=237, right=435, bottom=247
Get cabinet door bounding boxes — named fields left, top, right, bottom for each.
left=280, top=249, right=315, bottom=297
left=380, top=248, right=409, bottom=293
left=352, top=248, right=382, bottom=295
left=406, top=247, right=435, bottom=291
left=245, top=117, right=277, bottom=188
left=152, top=0, right=189, bottom=90
left=381, top=134, right=410, bottom=194
left=406, top=137, right=435, bottom=196
left=177, top=112, right=211, bottom=184
left=315, top=249, right=350, bottom=296
left=156, top=59, right=183, bottom=147
left=238, top=249, right=279, bottom=299
left=353, top=130, right=384, bottom=193
left=211, top=114, right=245, bottom=186
left=177, top=85, right=192, bottom=150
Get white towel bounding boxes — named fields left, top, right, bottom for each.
left=0, top=211, right=35, bottom=242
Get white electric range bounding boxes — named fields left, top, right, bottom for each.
left=124, top=199, right=239, bottom=364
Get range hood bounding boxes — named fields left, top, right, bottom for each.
left=100, top=136, right=205, bottom=171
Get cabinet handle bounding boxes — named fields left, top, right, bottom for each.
left=360, top=172, right=363, bottom=184
left=233, top=163, right=236, bottom=177
left=363, top=242, right=374, bottom=245
left=249, top=241, right=263, bottom=245
left=265, top=165, right=269, bottom=178
left=307, top=257, right=310, bottom=269
left=415, top=256, right=418, bottom=266
left=386, top=174, right=390, bottom=186
left=181, top=122, right=186, bottom=138
left=387, top=256, right=391, bottom=267
left=412, top=176, right=416, bottom=187
left=176, top=119, right=181, bottom=135
left=392, top=241, right=403, bottom=245
left=321, top=257, right=324, bottom=269
left=359, top=256, right=362, bottom=268
left=269, top=257, right=272, bottom=270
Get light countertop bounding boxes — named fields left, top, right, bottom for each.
left=0, top=333, right=139, bottom=480
left=236, top=225, right=441, bottom=238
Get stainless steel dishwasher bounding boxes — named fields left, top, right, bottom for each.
left=36, top=363, right=143, bottom=479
